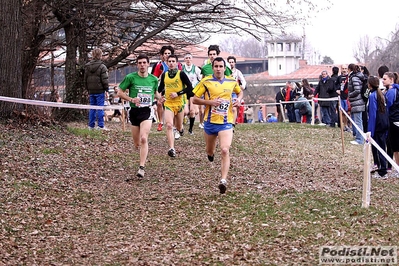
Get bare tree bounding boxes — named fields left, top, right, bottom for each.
left=0, top=0, right=23, bottom=117
left=220, top=36, right=268, bottom=58
left=2, top=0, right=323, bottom=120
left=362, top=25, right=399, bottom=75
left=353, top=35, right=374, bottom=65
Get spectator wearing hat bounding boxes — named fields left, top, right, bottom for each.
left=266, top=113, right=278, bottom=123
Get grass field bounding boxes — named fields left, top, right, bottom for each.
left=1, top=121, right=398, bottom=265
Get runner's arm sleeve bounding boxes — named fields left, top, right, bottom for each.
left=158, top=73, right=165, bottom=95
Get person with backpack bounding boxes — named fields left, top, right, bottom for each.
left=367, top=76, right=389, bottom=178
left=347, top=64, right=365, bottom=145
left=384, top=72, right=399, bottom=177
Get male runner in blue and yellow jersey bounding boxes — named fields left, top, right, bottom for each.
left=192, top=57, right=243, bottom=194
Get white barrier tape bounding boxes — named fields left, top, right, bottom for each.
left=224, top=97, right=338, bottom=107
left=0, top=96, right=124, bottom=110
left=339, top=106, right=399, bottom=173
left=280, top=97, right=338, bottom=105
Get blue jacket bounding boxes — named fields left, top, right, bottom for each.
left=258, top=110, right=264, bottom=121
left=367, top=91, right=388, bottom=137
left=386, top=84, right=399, bottom=122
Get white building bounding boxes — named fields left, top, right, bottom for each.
left=267, top=37, right=302, bottom=76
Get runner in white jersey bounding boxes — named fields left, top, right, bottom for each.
left=227, top=56, right=246, bottom=125
left=182, top=53, right=202, bottom=134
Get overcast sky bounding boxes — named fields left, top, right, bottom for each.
left=304, top=0, right=399, bottom=64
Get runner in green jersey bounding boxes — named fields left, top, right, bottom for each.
left=117, top=54, right=162, bottom=179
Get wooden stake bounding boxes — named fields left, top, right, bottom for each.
left=311, top=99, right=315, bottom=125
left=279, top=101, right=286, bottom=122
left=338, top=97, right=345, bottom=154
left=362, top=132, right=371, bottom=208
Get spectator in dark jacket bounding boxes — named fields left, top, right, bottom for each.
left=328, top=67, right=339, bottom=127
left=360, top=65, right=370, bottom=132
left=335, top=65, right=349, bottom=130
left=84, top=48, right=109, bottom=130
left=315, top=71, right=335, bottom=126
left=384, top=72, right=399, bottom=177
left=348, top=63, right=365, bottom=145
left=284, top=81, right=296, bottom=122
left=275, top=87, right=286, bottom=122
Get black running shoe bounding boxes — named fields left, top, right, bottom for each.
left=218, top=180, right=227, bottom=194
left=168, top=148, right=176, bottom=157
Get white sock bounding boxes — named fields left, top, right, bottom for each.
left=220, top=179, right=227, bottom=184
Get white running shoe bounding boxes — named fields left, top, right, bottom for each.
left=199, top=123, right=204, bottom=129
left=97, top=126, right=110, bottom=131
left=350, top=140, right=361, bottom=145
left=174, top=130, right=180, bottom=140
left=137, top=167, right=145, bottom=178
left=372, top=172, right=387, bottom=179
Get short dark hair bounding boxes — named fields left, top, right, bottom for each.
left=332, top=66, right=339, bottom=75
left=208, top=45, right=220, bottom=55
left=378, top=65, right=389, bottom=78
left=167, top=54, right=178, bottom=62
left=137, top=54, right=149, bottom=63
left=227, top=56, right=236, bottom=63
left=360, top=65, right=370, bottom=76
left=212, top=57, right=226, bottom=67
left=160, top=45, right=174, bottom=55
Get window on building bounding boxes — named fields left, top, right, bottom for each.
left=270, top=43, right=275, bottom=52
left=278, top=43, right=283, bottom=52
left=287, top=43, right=291, bottom=51
left=279, top=64, right=281, bottom=70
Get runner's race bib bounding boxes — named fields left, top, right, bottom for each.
left=137, top=93, right=151, bottom=107
left=212, top=100, right=230, bottom=116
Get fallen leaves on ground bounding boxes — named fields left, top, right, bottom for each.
left=1, top=121, right=398, bottom=265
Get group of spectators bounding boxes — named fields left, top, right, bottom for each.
left=273, top=64, right=399, bottom=179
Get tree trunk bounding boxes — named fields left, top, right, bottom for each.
left=56, top=23, right=88, bottom=121
left=21, top=0, right=46, bottom=100
left=0, top=0, right=23, bottom=118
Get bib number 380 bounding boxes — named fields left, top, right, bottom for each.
left=137, top=93, right=151, bottom=107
